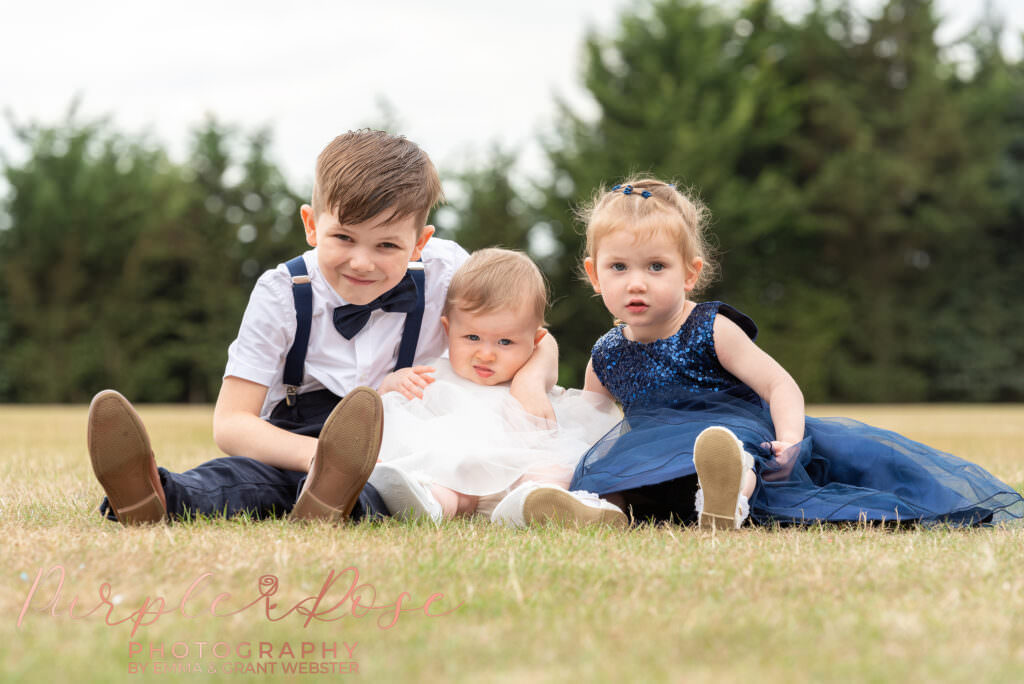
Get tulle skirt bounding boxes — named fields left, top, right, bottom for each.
left=378, top=359, right=622, bottom=496
left=570, top=391, right=1024, bottom=526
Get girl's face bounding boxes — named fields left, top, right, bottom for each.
left=442, top=304, right=546, bottom=386
left=584, top=228, right=702, bottom=343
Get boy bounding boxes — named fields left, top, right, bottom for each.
left=88, top=130, right=557, bottom=524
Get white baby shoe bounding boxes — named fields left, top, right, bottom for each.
left=491, top=482, right=627, bottom=528
left=693, top=426, right=755, bottom=530
left=367, top=463, right=443, bottom=523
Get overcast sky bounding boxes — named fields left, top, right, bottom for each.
left=2, top=0, right=1021, bottom=192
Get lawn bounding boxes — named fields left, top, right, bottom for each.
left=2, top=404, right=1023, bottom=683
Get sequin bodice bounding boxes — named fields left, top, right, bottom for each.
left=591, top=301, right=757, bottom=413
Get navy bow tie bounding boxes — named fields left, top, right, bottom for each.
left=333, top=272, right=419, bottom=339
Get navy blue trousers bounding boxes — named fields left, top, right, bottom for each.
left=100, top=389, right=388, bottom=522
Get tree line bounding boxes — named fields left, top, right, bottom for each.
left=1, top=0, right=1021, bottom=403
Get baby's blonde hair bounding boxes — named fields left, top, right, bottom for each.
left=578, top=177, right=717, bottom=293
left=444, top=248, right=547, bottom=326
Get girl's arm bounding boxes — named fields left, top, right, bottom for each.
left=509, top=331, right=559, bottom=421
left=583, top=358, right=615, bottom=400
left=713, top=316, right=805, bottom=451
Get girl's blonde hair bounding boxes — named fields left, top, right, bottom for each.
left=578, top=177, right=717, bottom=293
left=444, top=248, right=548, bottom=326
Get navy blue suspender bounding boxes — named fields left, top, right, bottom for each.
left=283, top=257, right=312, bottom=406
left=396, top=264, right=425, bottom=371
left=282, top=256, right=425, bottom=406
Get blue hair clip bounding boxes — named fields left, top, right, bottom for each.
left=612, top=183, right=653, bottom=198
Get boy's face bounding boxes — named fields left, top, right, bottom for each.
left=300, top=205, right=433, bottom=305
left=441, top=304, right=545, bottom=386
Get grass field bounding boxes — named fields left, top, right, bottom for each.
left=2, top=404, right=1023, bottom=683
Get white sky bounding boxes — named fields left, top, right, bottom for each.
left=1, top=0, right=1021, bottom=193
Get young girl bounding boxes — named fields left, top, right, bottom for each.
left=369, top=248, right=626, bottom=527
left=572, top=178, right=1024, bottom=529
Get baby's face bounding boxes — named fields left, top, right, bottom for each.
left=442, top=304, right=544, bottom=386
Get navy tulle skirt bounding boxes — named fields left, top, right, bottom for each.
left=570, top=391, right=1024, bottom=526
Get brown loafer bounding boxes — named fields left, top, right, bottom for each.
left=87, top=390, right=167, bottom=524
left=290, top=386, right=383, bottom=522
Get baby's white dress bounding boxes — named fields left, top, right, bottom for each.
left=378, top=358, right=622, bottom=496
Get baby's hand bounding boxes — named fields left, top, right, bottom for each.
left=378, top=366, right=436, bottom=400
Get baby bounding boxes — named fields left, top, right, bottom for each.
left=369, top=248, right=626, bottom=527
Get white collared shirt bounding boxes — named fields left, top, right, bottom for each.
left=224, top=237, right=469, bottom=418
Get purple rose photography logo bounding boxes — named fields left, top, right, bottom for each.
left=17, top=564, right=463, bottom=676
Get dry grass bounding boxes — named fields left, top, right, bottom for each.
left=1, top=404, right=1023, bottom=683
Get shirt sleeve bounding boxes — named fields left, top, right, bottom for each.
left=434, top=239, right=469, bottom=302
left=419, top=238, right=468, bottom=312
left=224, top=268, right=296, bottom=387
left=412, top=238, right=469, bottom=363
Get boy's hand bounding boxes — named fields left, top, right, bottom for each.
left=378, top=366, right=436, bottom=400
left=510, top=382, right=556, bottom=423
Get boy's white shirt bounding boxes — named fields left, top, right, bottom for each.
left=224, top=237, right=469, bottom=418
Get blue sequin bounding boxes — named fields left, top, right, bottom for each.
left=591, top=301, right=757, bottom=412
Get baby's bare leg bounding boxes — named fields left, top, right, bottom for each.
left=475, top=466, right=571, bottom=519
left=473, top=492, right=502, bottom=518
left=517, top=464, right=572, bottom=490
left=430, top=484, right=479, bottom=518
left=430, top=484, right=458, bottom=518
left=456, top=492, right=480, bottom=515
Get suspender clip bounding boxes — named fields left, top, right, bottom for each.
left=285, top=385, right=299, bottom=407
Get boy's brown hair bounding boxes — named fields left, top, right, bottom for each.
left=444, top=248, right=548, bottom=326
left=312, top=129, right=444, bottom=229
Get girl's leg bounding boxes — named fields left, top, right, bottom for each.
left=693, top=426, right=754, bottom=530
left=742, top=468, right=756, bottom=499
left=613, top=476, right=700, bottom=525
left=604, top=492, right=627, bottom=510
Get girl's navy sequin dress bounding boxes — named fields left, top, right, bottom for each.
left=570, top=301, right=1024, bottom=525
